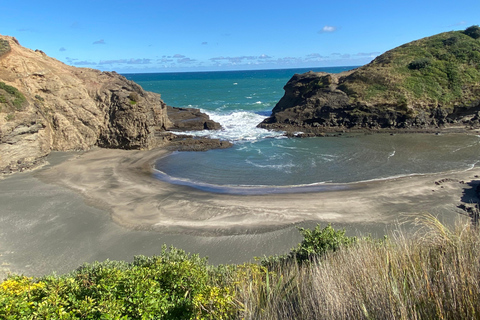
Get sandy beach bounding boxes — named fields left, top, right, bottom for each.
left=0, top=146, right=478, bottom=278
left=36, top=147, right=479, bottom=234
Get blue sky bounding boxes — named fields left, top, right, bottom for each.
left=1, top=0, right=478, bottom=73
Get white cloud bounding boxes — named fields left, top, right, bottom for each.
left=318, top=25, right=337, bottom=34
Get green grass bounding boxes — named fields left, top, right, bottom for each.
left=340, top=26, right=480, bottom=109
left=2, top=215, right=480, bottom=319
left=0, top=82, right=27, bottom=112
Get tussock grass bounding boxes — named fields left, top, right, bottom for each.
left=238, top=214, right=480, bottom=320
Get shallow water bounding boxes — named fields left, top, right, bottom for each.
left=154, top=134, right=480, bottom=192
left=126, top=70, right=480, bottom=193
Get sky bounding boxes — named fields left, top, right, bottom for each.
left=1, top=0, right=479, bottom=73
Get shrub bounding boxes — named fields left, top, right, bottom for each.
left=0, top=246, right=237, bottom=319
left=291, top=224, right=356, bottom=262
left=408, top=58, right=431, bottom=70
left=443, top=36, right=459, bottom=46
left=128, top=92, right=139, bottom=104
left=262, top=224, right=357, bottom=266
left=464, top=25, right=480, bottom=39
left=0, top=39, right=10, bottom=57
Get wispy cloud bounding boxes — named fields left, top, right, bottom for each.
left=93, top=39, right=106, bottom=45
left=74, top=60, right=97, bottom=66
left=201, top=42, right=208, bottom=45
left=99, top=58, right=152, bottom=65
left=59, top=47, right=66, bottom=52
left=173, top=54, right=185, bottom=58
left=210, top=55, right=273, bottom=64
left=306, top=53, right=326, bottom=60
left=448, top=21, right=467, bottom=27
left=177, top=57, right=197, bottom=64
left=355, top=52, right=380, bottom=57
left=318, top=25, right=337, bottom=34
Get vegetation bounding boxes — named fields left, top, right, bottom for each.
left=2, top=216, right=480, bottom=319
left=340, top=26, right=480, bottom=109
left=129, top=92, right=139, bottom=105
left=0, top=39, right=10, bottom=57
left=464, top=25, right=480, bottom=39
left=0, top=82, right=27, bottom=113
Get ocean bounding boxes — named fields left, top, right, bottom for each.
left=125, top=68, right=480, bottom=193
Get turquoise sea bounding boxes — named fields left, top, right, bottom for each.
left=125, top=68, right=480, bottom=193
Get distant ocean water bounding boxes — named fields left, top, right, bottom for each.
left=125, top=68, right=480, bottom=193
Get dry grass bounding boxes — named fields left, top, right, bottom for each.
left=236, top=214, right=480, bottom=319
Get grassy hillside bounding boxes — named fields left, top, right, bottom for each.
left=340, top=26, right=480, bottom=111
left=1, top=215, right=479, bottom=319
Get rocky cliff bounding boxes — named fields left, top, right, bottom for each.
left=0, top=35, right=222, bottom=173
left=260, top=26, right=480, bottom=135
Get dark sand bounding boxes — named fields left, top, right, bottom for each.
left=0, top=147, right=477, bottom=278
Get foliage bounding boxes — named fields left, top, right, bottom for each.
left=340, top=26, right=480, bottom=108
left=129, top=92, right=139, bottom=105
left=2, top=218, right=480, bottom=319
left=261, top=224, right=357, bottom=267
left=0, top=246, right=237, bottom=319
left=0, top=39, right=10, bottom=57
left=464, top=25, right=480, bottom=39
left=0, top=82, right=27, bottom=112
left=291, top=224, right=357, bottom=261
left=407, top=58, right=431, bottom=70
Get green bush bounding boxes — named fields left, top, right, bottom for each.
left=464, top=25, right=480, bottom=39
left=408, top=58, right=431, bottom=70
left=0, top=246, right=237, bottom=319
left=291, top=224, right=356, bottom=262
left=262, top=224, right=357, bottom=266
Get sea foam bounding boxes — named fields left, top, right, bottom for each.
left=174, top=110, right=285, bottom=142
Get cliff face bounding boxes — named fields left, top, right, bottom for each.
left=260, top=27, right=480, bottom=135
left=0, top=35, right=172, bottom=173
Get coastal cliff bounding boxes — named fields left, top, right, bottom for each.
left=0, top=35, right=222, bottom=173
left=260, top=26, right=480, bottom=135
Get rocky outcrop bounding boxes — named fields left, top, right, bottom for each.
left=260, top=27, right=480, bottom=135
left=166, top=106, right=221, bottom=131
left=0, top=35, right=172, bottom=173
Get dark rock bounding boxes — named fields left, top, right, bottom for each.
left=165, top=134, right=232, bottom=151
left=166, top=106, right=221, bottom=131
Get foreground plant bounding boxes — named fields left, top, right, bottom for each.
left=2, top=216, right=479, bottom=319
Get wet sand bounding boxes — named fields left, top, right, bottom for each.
left=0, top=147, right=478, bottom=278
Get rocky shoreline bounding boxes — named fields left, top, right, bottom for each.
left=258, top=71, right=480, bottom=137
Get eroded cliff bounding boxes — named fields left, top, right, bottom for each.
left=0, top=35, right=174, bottom=173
